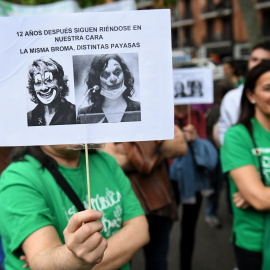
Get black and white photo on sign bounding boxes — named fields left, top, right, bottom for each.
left=174, top=80, right=203, bottom=98
left=173, top=67, right=213, bottom=105
left=73, top=53, right=141, bottom=124
left=26, top=56, right=76, bottom=126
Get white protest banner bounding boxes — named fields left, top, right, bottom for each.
left=0, top=0, right=79, bottom=16
left=173, top=67, right=213, bottom=105
left=0, top=9, right=174, bottom=146
left=82, top=0, right=136, bottom=12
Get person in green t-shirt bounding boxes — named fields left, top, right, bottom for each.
left=0, top=145, right=149, bottom=270
left=220, top=60, right=270, bottom=270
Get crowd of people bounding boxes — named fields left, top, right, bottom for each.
left=0, top=41, right=270, bottom=270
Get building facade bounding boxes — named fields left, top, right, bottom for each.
left=137, top=0, right=270, bottom=61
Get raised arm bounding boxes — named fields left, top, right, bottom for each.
left=230, top=166, right=270, bottom=211
left=159, top=125, right=187, bottom=158
left=93, top=215, right=149, bottom=270
left=22, top=210, right=107, bottom=270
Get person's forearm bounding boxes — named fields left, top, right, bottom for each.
left=231, top=167, right=270, bottom=211
left=160, top=138, right=187, bottom=158
left=247, top=188, right=270, bottom=211
left=23, top=212, right=106, bottom=270
left=29, top=244, right=97, bottom=270
left=93, top=216, right=149, bottom=270
left=235, top=188, right=270, bottom=211
left=160, top=126, right=187, bottom=158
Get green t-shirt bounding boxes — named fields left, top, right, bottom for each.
left=221, top=117, right=270, bottom=252
left=0, top=151, right=144, bottom=270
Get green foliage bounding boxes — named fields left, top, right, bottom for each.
left=5, top=0, right=58, bottom=5
left=161, top=0, right=176, bottom=8
left=77, top=0, right=106, bottom=8
left=135, top=0, right=175, bottom=9
left=3, top=0, right=106, bottom=8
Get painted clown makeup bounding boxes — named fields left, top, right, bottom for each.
left=33, top=64, right=60, bottom=105
left=100, top=59, right=126, bottom=100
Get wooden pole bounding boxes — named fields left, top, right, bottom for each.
left=85, top=143, right=91, bottom=209
left=187, top=105, right=191, bottom=125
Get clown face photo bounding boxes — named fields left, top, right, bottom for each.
left=73, top=53, right=141, bottom=124
left=27, top=57, right=76, bottom=126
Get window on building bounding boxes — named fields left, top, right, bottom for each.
left=206, top=0, right=214, bottom=12
left=172, top=28, right=179, bottom=48
left=206, top=19, right=214, bottom=42
left=222, top=16, right=232, bottom=40
left=184, top=0, right=192, bottom=19
left=183, top=26, right=193, bottom=46
left=262, top=9, right=270, bottom=37
left=216, top=0, right=232, bottom=9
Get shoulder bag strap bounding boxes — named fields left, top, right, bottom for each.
left=46, top=164, right=85, bottom=212
left=250, top=132, right=266, bottom=185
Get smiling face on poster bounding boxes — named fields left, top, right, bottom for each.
left=27, top=57, right=77, bottom=126
left=0, top=10, right=174, bottom=146
left=173, top=67, right=213, bottom=105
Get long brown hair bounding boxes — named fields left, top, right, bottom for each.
left=10, top=146, right=96, bottom=168
left=10, top=146, right=55, bottom=168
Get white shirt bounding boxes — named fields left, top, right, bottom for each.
left=217, top=84, right=244, bottom=145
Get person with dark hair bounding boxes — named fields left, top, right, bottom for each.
left=27, top=57, right=76, bottom=126
left=223, top=59, right=245, bottom=88
left=0, top=145, right=149, bottom=269
left=221, top=60, right=270, bottom=270
left=77, top=54, right=141, bottom=124
left=217, top=41, right=270, bottom=145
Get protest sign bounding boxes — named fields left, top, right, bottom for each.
left=173, top=67, right=213, bottom=105
left=0, top=9, right=174, bottom=146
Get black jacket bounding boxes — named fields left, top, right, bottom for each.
left=27, top=98, right=76, bottom=126
left=77, top=98, right=141, bottom=124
